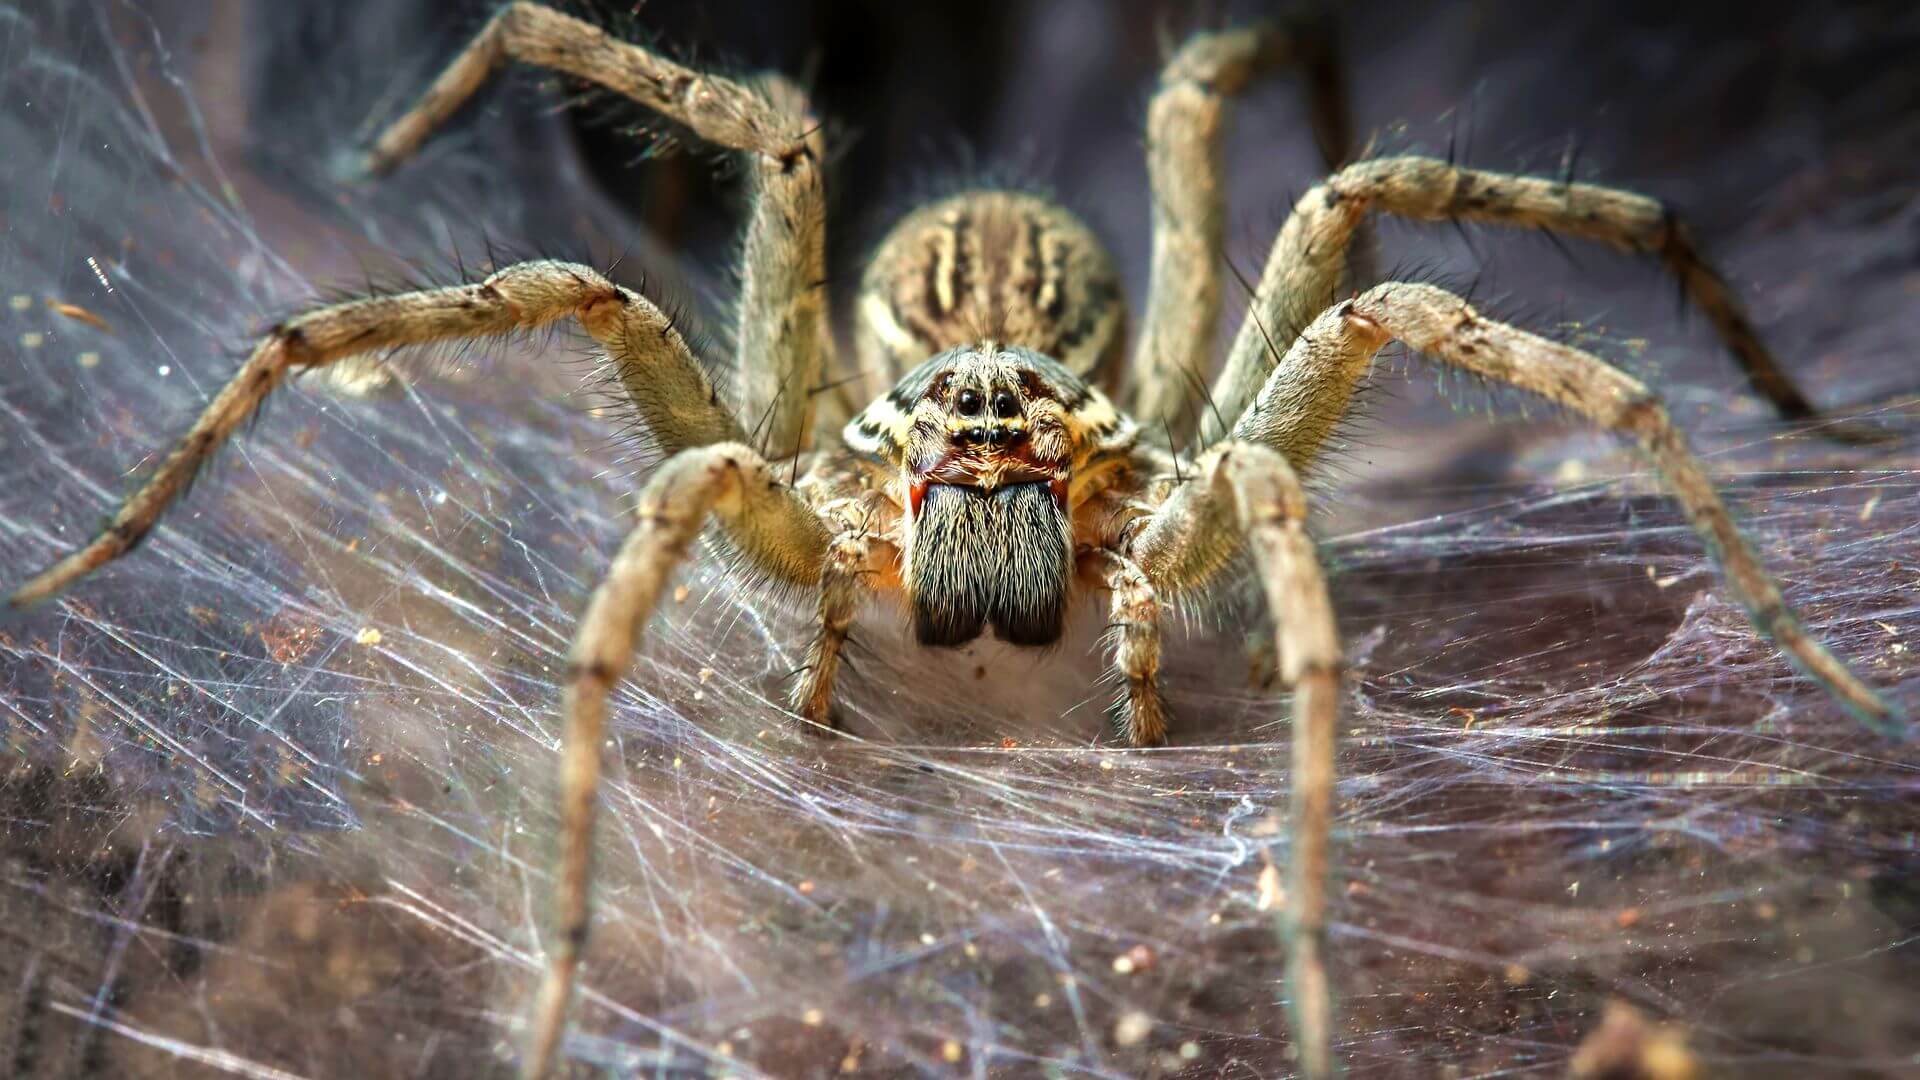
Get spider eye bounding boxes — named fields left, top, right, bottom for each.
left=956, top=389, right=983, bottom=416
left=991, top=390, right=1020, bottom=418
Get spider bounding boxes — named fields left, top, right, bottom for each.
left=8, top=5, right=1907, bottom=1077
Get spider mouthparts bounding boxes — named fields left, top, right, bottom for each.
left=906, top=481, right=1073, bottom=649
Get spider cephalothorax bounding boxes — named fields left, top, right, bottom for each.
left=845, top=345, right=1136, bottom=647
left=9, top=5, right=1905, bottom=1079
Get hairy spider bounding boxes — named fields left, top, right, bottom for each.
left=8, top=5, right=1907, bottom=1077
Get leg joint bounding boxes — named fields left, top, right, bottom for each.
left=566, top=658, right=617, bottom=686
left=1613, top=392, right=1670, bottom=441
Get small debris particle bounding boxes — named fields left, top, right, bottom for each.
left=1099, top=758, right=1115, bottom=771
left=1257, top=862, right=1286, bottom=911
left=673, top=584, right=691, bottom=603
left=1503, top=963, right=1531, bottom=986
left=1113, top=943, right=1155, bottom=975
left=1033, top=992, right=1052, bottom=1009
left=802, top=1008, right=824, bottom=1027
left=1179, top=1041, right=1201, bottom=1061
left=20, top=331, right=45, bottom=349
left=1000, top=736, right=1018, bottom=749
left=261, top=619, right=322, bottom=664
left=7, top=294, right=30, bottom=311
left=355, top=626, right=383, bottom=646
left=973, top=664, right=987, bottom=679
left=77, top=351, right=100, bottom=368
left=1113, top=1010, right=1153, bottom=1047
left=48, top=300, right=110, bottom=332
left=919, top=932, right=936, bottom=946
left=797, top=880, right=815, bottom=895
left=1616, top=907, right=1642, bottom=929
left=940, top=1041, right=963, bottom=1064
left=698, top=666, right=716, bottom=683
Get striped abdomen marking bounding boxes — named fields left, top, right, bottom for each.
left=855, top=191, right=1127, bottom=390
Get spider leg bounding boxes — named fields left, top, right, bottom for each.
left=364, top=1, right=830, bottom=457
left=1244, top=282, right=1908, bottom=736
left=788, top=505, right=875, bottom=730
left=531, top=442, right=828, bottom=1080
left=1133, top=21, right=1353, bottom=437
left=9, top=261, right=756, bottom=609
left=1128, top=442, right=1344, bottom=1078
left=1087, top=549, right=1170, bottom=746
left=1204, top=155, right=1869, bottom=447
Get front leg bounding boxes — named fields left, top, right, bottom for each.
left=1088, top=549, right=1170, bottom=746
left=536, top=442, right=829, bottom=1079
left=1128, top=442, right=1345, bottom=1079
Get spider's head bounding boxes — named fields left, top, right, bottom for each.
left=845, top=346, right=1132, bottom=649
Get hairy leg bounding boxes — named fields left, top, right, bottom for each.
left=1129, top=441, right=1344, bottom=1079
left=364, top=1, right=830, bottom=457
left=9, top=260, right=744, bottom=608
left=1088, top=549, right=1169, bottom=746
left=1241, top=282, right=1906, bottom=735
left=1204, top=155, right=1854, bottom=447
left=788, top=503, right=875, bottom=730
left=1132, top=21, right=1352, bottom=438
left=532, top=442, right=828, bottom=1080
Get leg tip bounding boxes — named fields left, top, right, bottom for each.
left=4, top=576, right=56, bottom=622
left=1108, top=695, right=1171, bottom=748
left=1822, top=418, right=1904, bottom=447
left=330, top=146, right=383, bottom=186
left=1860, top=703, right=1913, bottom=743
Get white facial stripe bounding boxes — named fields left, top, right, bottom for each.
left=844, top=395, right=914, bottom=459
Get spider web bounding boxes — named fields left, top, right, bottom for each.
left=2, top=2, right=1917, bottom=1077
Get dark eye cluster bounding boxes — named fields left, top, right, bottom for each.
left=952, top=386, right=1024, bottom=446
left=955, top=387, right=1021, bottom=418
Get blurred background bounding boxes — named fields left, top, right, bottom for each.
left=2, top=1, right=1917, bottom=1077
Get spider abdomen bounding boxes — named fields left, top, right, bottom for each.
left=856, top=191, right=1127, bottom=390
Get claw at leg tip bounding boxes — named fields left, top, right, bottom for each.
left=330, top=146, right=383, bottom=186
